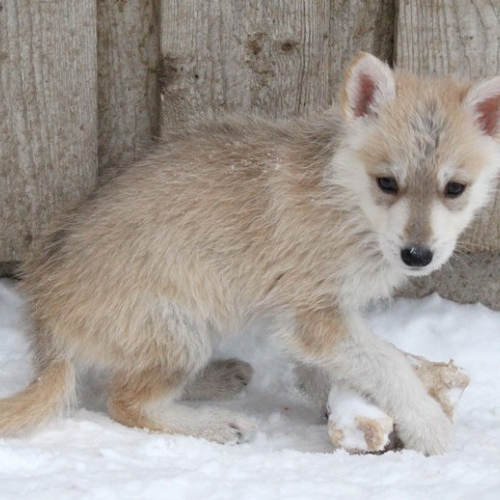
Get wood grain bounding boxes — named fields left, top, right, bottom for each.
left=0, top=0, right=98, bottom=260
left=97, top=0, right=160, bottom=171
left=159, top=0, right=394, bottom=132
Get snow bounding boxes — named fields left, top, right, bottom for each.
left=0, top=277, right=499, bottom=499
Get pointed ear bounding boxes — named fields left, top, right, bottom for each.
left=463, top=77, right=500, bottom=137
left=339, top=52, right=396, bottom=121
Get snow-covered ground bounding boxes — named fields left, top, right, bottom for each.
left=0, top=277, right=499, bottom=499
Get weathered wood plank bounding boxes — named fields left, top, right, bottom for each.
left=97, top=0, right=160, bottom=170
left=159, top=0, right=394, bottom=132
left=0, top=0, right=98, bottom=261
left=396, top=0, right=500, bottom=251
left=330, top=0, right=395, bottom=85
left=396, top=0, right=500, bottom=78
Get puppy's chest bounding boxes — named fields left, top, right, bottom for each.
left=336, top=256, right=404, bottom=308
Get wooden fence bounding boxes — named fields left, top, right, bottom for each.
left=1, top=0, right=500, bottom=263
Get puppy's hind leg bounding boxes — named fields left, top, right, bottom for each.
left=107, top=305, right=255, bottom=444
left=108, top=365, right=255, bottom=444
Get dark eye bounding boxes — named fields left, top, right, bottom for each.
left=376, top=176, right=398, bottom=195
left=444, top=182, right=466, bottom=198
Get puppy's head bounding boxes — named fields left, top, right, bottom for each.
left=335, top=52, right=500, bottom=276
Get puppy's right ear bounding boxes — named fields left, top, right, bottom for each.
left=339, top=53, right=396, bottom=121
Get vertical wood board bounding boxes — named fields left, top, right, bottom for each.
left=0, top=0, right=98, bottom=260
left=97, top=0, right=160, bottom=171
left=159, top=0, right=394, bottom=132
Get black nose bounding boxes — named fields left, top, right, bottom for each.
left=400, top=245, right=433, bottom=268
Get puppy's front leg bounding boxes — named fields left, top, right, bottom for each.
left=287, top=308, right=452, bottom=455
left=296, top=354, right=469, bottom=453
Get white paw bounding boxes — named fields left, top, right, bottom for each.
left=196, top=409, right=256, bottom=445
left=395, top=400, right=453, bottom=455
left=327, top=385, right=394, bottom=453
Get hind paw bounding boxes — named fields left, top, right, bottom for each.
left=182, top=358, right=253, bottom=401
left=195, top=409, right=256, bottom=445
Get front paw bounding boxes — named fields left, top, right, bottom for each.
left=327, top=385, right=394, bottom=454
left=395, top=400, right=453, bottom=455
left=328, top=413, right=394, bottom=454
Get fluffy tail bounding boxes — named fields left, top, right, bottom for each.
left=0, top=359, right=75, bottom=435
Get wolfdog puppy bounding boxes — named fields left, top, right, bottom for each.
left=1, top=53, right=500, bottom=455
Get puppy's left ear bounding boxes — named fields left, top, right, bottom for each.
left=338, top=52, right=396, bottom=121
left=463, top=76, right=500, bottom=137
